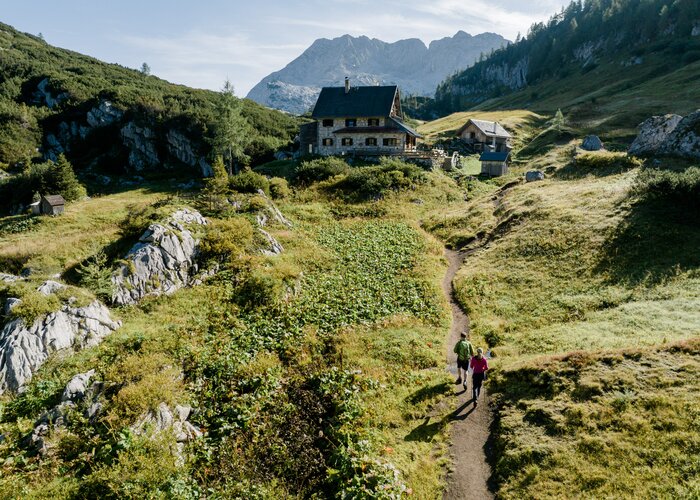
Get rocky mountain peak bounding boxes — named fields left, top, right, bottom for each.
left=246, top=31, right=509, bottom=114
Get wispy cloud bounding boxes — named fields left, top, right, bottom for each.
left=117, top=31, right=307, bottom=93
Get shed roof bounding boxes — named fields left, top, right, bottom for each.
left=312, top=85, right=399, bottom=118
left=459, top=119, right=512, bottom=138
left=479, top=151, right=510, bottom=162
left=42, top=194, right=66, bottom=206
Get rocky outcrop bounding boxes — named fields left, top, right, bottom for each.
left=0, top=288, right=121, bottom=394
left=86, top=100, right=124, bottom=128
left=581, top=135, right=604, bottom=151
left=166, top=130, right=212, bottom=176
left=33, top=78, right=69, bottom=109
left=132, top=402, right=202, bottom=443
left=23, top=369, right=105, bottom=455
left=111, top=209, right=208, bottom=306
left=247, top=31, right=509, bottom=114
left=628, top=111, right=700, bottom=159
left=254, top=189, right=292, bottom=256
left=121, top=122, right=159, bottom=171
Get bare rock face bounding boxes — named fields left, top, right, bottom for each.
left=629, top=111, right=700, bottom=159
left=111, top=209, right=208, bottom=306
left=86, top=100, right=124, bottom=128
left=0, top=299, right=120, bottom=394
left=33, top=78, right=69, bottom=109
left=629, top=114, right=683, bottom=156
left=166, top=130, right=213, bottom=176
left=581, top=135, right=604, bottom=151
left=121, top=122, right=160, bottom=171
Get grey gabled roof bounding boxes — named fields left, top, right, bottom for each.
left=42, top=194, right=65, bottom=205
left=388, top=117, right=422, bottom=138
left=479, top=151, right=510, bottom=162
left=312, top=85, right=399, bottom=118
left=459, top=119, right=512, bottom=138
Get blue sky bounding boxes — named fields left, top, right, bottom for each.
left=1, top=0, right=570, bottom=95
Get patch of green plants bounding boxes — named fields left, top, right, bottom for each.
left=632, top=166, right=700, bottom=216
left=228, top=169, right=270, bottom=195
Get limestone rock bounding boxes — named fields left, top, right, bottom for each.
left=693, top=23, right=700, bottom=37
left=0, top=302, right=120, bottom=394
left=0, top=273, right=19, bottom=283
left=61, top=369, right=96, bottom=403
left=86, top=100, right=124, bottom=128
left=628, top=114, right=683, bottom=156
left=525, top=170, right=545, bottom=182
left=33, top=78, right=69, bottom=109
left=37, top=280, right=66, bottom=296
left=629, top=111, right=700, bottom=159
left=166, top=130, right=211, bottom=175
left=581, top=135, right=604, bottom=151
left=132, top=402, right=202, bottom=443
left=659, top=110, right=700, bottom=159
left=111, top=209, right=208, bottom=306
left=4, top=298, right=21, bottom=315
left=121, top=122, right=159, bottom=171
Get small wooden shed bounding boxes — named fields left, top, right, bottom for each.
left=479, top=151, right=510, bottom=177
left=40, top=194, right=65, bottom=215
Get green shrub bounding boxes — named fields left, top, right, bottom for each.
left=331, top=158, right=427, bottom=200
left=199, top=218, right=254, bottom=263
left=235, top=270, right=282, bottom=309
left=575, top=151, right=641, bottom=171
left=632, top=166, right=700, bottom=216
left=294, top=157, right=350, bottom=185
left=248, top=195, right=268, bottom=212
left=254, top=159, right=297, bottom=180
left=9, top=290, right=61, bottom=324
left=269, top=177, right=291, bottom=199
left=76, top=250, right=113, bottom=301
left=229, top=169, right=270, bottom=195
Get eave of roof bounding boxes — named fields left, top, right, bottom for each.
left=42, top=194, right=65, bottom=205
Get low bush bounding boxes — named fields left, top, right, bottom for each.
left=294, top=157, right=350, bottom=185
left=269, top=177, right=291, bottom=199
left=575, top=151, right=641, bottom=171
left=631, top=166, right=700, bottom=216
left=76, top=250, right=113, bottom=301
left=199, top=218, right=254, bottom=263
left=229, top=169, right=270, bottom=195
left=331, top=158, right=427, bottom=200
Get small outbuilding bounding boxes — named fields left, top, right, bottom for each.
left=40, top=194, right=65, bottom=215
left=479, top=151, right=510, bottom=177
left=457, top=119, right=512, bottom=152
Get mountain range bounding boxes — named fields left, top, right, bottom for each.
left=246, top=31, right=508, bottom=114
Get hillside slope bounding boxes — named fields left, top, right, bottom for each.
left=0, top=22, right=298, bottom=178
left=246, top=31, right=508, bottom=114
left=409, top=0, right=700, bottom=132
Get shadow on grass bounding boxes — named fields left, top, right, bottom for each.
left=595, top=199, right=700, bottom=286
left=405, top=382, right=452, bottom=405
left=554, top=160, right=637, bottom=180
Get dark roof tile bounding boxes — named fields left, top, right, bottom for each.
left=312, top=85, right=399, bottom=118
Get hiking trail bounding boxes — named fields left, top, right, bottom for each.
left=442, top=248, right=493, bottom=500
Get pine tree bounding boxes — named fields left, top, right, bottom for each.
left=45, top=154, right=86, bottom=201
left=140, top=62, right=151, bottom=76
left=203, top=156, right=229, bottom=208
left=209, top=79, right=252, bottom=175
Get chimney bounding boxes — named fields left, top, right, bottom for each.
left=345, top=77, right=350, bottom=94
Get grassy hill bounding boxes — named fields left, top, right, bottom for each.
left=0, top=22, right=298, bottom=178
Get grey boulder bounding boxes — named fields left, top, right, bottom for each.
left=581, top=135, right=604, bottom=151
left=525, top=170, right=545, bottom=182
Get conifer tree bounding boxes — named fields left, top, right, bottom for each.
left=210, top=80, right=252, bottom=175
left=44, top=154, right=86, bottom=201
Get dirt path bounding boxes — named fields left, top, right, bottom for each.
left=442, top=248, right=493, bottom=500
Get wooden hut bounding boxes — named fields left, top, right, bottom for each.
left=40, top=194, right=65, bottom=215
left=479, top=151, right=510, bottom=177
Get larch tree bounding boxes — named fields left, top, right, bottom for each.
left=210, top=79, right=252, bottom=175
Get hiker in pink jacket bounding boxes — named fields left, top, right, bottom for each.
left=470, top=348, right=489, bottom=406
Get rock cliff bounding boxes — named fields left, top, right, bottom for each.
left=247, top=31, right=508, bottom=114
